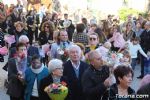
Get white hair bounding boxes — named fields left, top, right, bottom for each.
left=68, top=44, right=82, bottom=55
left=19, top=35, right=29, bottom=43
left=48, top=59, right=63, bottom=73
left=104, top=42, right=111, bottom=48
left=145, top=21, right=150, bottom=26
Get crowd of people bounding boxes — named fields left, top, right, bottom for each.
left=0, top=1, right=150, bottom=100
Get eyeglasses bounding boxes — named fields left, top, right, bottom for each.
left=44, top=26, right=49, bottom=28
left=90, top=38, right=97, bottom=41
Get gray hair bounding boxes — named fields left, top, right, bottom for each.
left=48, top=59, right=63, bottom=73
left=19, top=35, right=29, bottom=43
left=88, top=50, right=102, bottom=61
left=68, top=44, right=82, bottom=55
left=145, top=21, right=150, bottom=26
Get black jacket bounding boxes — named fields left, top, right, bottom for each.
left=38, top=31, right=52, bottom=45
left=82, top=65, right=110, bottom=100
left=7, top=57, right=31, bottom=98
left=102, top=83, right=135, bottom=100
left=63, top=60, right=89, bottom=100
left=137, top=83, right=150, bottom=100
left=140, top=30, right=150, bottom=53
left=39, top=74, right=71, bottom=100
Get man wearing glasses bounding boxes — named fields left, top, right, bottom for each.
left=82, top=50, right=113, bottom=100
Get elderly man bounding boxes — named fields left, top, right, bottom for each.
left=82, top=50, right=113, bottom=100
left=63, top=45, right=89, bottom=100
left=138, top=21, right=150, bottom=78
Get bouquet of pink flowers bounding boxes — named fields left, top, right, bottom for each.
left=44, top=82, right=68, bottom=100
left=4, top=35, right=16, bottom=46
left=0, top=46, right=8, bottom=55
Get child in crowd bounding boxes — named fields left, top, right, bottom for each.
left=96, top=41, right=111, bottom=58
left=127, top=37, right=148, bottom=70
left=119, top=50, right=132, bottom=68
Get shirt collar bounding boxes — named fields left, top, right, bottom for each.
left=71, top=60, right=80, bottom=70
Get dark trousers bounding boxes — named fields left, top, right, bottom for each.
left=10, top=96, right=23, bottom=100
left=30, top=96, right=39, bottom=100
left=140, top=55, right=145, bottom=76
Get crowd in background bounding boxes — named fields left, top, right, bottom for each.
left=0, top=1, right=150, bottom=100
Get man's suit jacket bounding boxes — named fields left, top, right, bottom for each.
left=63, top=60, right=89, bottom=100
left=7, top=57, right=31, bottom=98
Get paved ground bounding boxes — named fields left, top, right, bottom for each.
left=0, top=56, right=141, bottom=100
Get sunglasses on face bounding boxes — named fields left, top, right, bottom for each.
left=90, top=37, right=97, bottom=41
left=44, top=25, right=49, bottom=28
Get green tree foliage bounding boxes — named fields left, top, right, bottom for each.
left=118, top=8, right=142, bottom=21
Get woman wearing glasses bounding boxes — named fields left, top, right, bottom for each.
left=85, top=32, right=100, bottom=54
left=123, top=22, right=136, bottom=41
left=38, top=21, right=54, bottom=45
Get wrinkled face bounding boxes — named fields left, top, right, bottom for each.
left=144, top=23, right=150, bottom=30
left=31, top=59, right=42, bottom=69
left=119, top=73, right=132, bottom=88
left=16, top=24, right=23, bottom=32
left=89, top=34, right=98, bottom=45
left=52, top=68, right=63, bottom=77
left=17, top=46, right=27, bottom=58
left=59, top=31, right=68, bottom=42
left=69, top=48, right=81, bottom=62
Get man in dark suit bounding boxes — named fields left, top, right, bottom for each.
left=7, top=43, right=31, bottom=100
left=138, top=21, right=150, bottom=79
left=63, top=45, right=89, bottom=100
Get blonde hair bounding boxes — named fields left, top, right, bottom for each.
left=14, top=21, right=25, bottom=28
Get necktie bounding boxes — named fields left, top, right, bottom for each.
left=63, top=42, right=66, bottom=49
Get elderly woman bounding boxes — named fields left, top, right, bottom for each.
left=39, top=59, right=70, bottom=100
left=38, top=21, right=54, bottom=45
left=102, top=65, right=135, bottom=100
